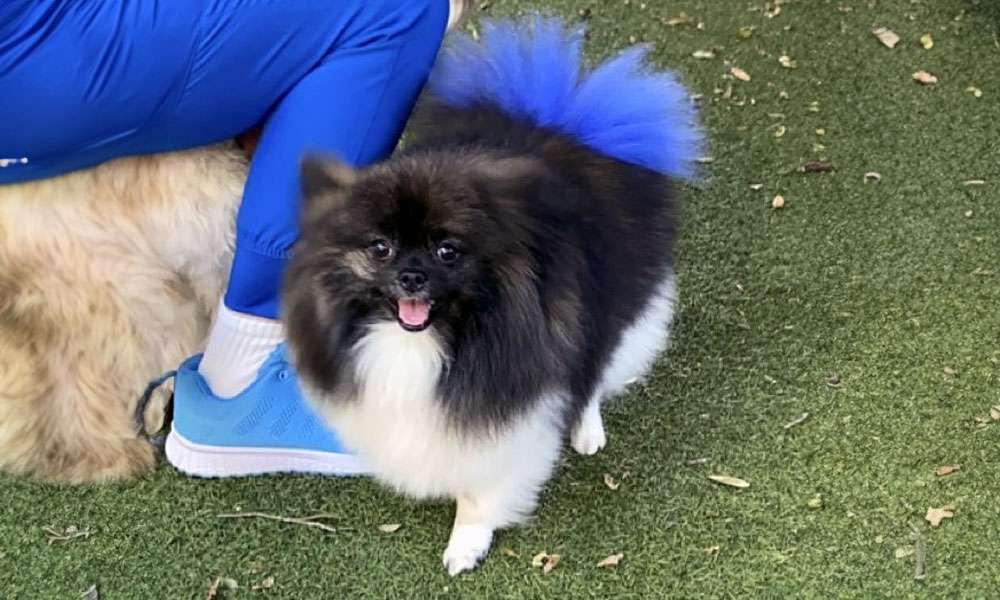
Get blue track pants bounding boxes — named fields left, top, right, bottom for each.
left=0, top=0, right=450, bottom=318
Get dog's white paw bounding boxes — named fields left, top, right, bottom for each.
left=442, top=524, right=493, bottom=576
left=571, top=407, right=606, bottom=456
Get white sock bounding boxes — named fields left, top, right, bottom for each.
left=198, top=299, right=285, bottom=398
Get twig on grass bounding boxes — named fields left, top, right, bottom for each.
left=909, top=522, right=927, bottom=582
left=216, top=512, right=338, bottom=534
left=782, top=412, right=810, bottom=430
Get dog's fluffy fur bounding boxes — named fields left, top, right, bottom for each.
left=283, top=19, right=700, bottom=574
left=0, top=147, right=242, bottom=482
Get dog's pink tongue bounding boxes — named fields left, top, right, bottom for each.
left=398, top=299, right=431, bottom=327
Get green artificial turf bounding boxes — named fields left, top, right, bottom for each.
left=3, top=0, right=999, bottom=597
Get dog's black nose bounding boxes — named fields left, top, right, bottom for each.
left=397, top=269, right=427, bottom=294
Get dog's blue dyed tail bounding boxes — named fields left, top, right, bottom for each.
left=429, top=17, right=703, bottom=180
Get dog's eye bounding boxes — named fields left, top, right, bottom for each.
left=436, top=242, right=459, bottom=264
left=370, top=239, right=393, bottom=261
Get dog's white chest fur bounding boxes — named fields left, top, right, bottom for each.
left=314, top=322, right=562, bottom=515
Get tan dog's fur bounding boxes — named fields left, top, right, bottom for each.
left=0, top=146, right=244, bottom=483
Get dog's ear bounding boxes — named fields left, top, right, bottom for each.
left=300, top=154, right=357, bottom=225
left=300, top=154, right=356, bottom=199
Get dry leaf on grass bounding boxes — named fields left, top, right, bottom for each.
left=873, top=27, right=900, bottom=48
left=664, top=12, right=693, bottom=27
left=991, top=405, right=1000, bottom=421
left=206, top=578, right=221, bottom=600
left=934, top=464, right=961, bottom=477
left=771, top=195, right=785, bottom=209
left=895, top=545, right=915, bottom=559
left=966, top=86, right=983, bottom=98
left=597, top=553, right=625, bottom=568
left=603, top=473, right=621, bottom=491
left=920, top=34, right=934, bottom=50
left=943, top=366, right=958, bottom=377
left=730, top=67, right=751, bottom=82
left=44, top=525, right=93, bottom=545
left=502, top=548, right=520, bottom=558
left=800, top=160, right=835, bottom=173
left=913, top=70, right=938, bottom=85
left=692, top=49, right=715, bottom=59
left=532, top=552, right=561, bottom=574
left=206, top=577, right=238, bottom=600
left=737, top=26, right=755, bottom=40
left=251, top=576, right=275, bottom=592
left=81, top=584, right=99, bottom=600
left=864, top=172, right=882, bottom=184
left=773, top=125, right=787, bottom=138
left=704, top=545, right=721, bottom=555
left=925, top=506, right=955, bottom=528
left=778, top=55, right=796, bottom=68
left=708, top=474, right=750, bottom=489
left=807, top=495, right=823, bottom=509
left=378, top=523, right=402, bottom=533
left=749, top=183, right=764, bottom=191
left=543, top=554, right=561, bottom=575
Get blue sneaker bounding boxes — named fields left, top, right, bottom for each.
left=164, top=344, right=368, bottom=478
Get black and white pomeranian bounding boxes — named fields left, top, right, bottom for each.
left=282, top=17, right=702, bottom=575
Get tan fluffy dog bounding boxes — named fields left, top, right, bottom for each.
left=0, top=146, right=244, bottom=483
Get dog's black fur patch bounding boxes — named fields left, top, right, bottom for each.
left=283, top=99, right=677, bottom=432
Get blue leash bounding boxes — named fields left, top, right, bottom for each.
left=134, top=370, right=177, bottom=450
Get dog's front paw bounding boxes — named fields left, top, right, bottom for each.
left=571, top=406, right=606, bottom=455
left=442, top=524, right=493, bottom=576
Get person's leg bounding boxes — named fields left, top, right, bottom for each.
left=162, top=0, right=451, bottom=399
left=163, top=0, right=450, bottom=476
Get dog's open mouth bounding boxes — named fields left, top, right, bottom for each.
left=396, top=298, right=433, bottom=331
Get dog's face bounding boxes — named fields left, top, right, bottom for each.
left=294, top=153, right=542, bottom=333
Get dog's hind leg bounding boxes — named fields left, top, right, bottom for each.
left=570, top=394, right=607, bottom=456
left=571, top=273, right=677, bottom=456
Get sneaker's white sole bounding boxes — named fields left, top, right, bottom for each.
left=165, top=429, right=369, bottom=478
